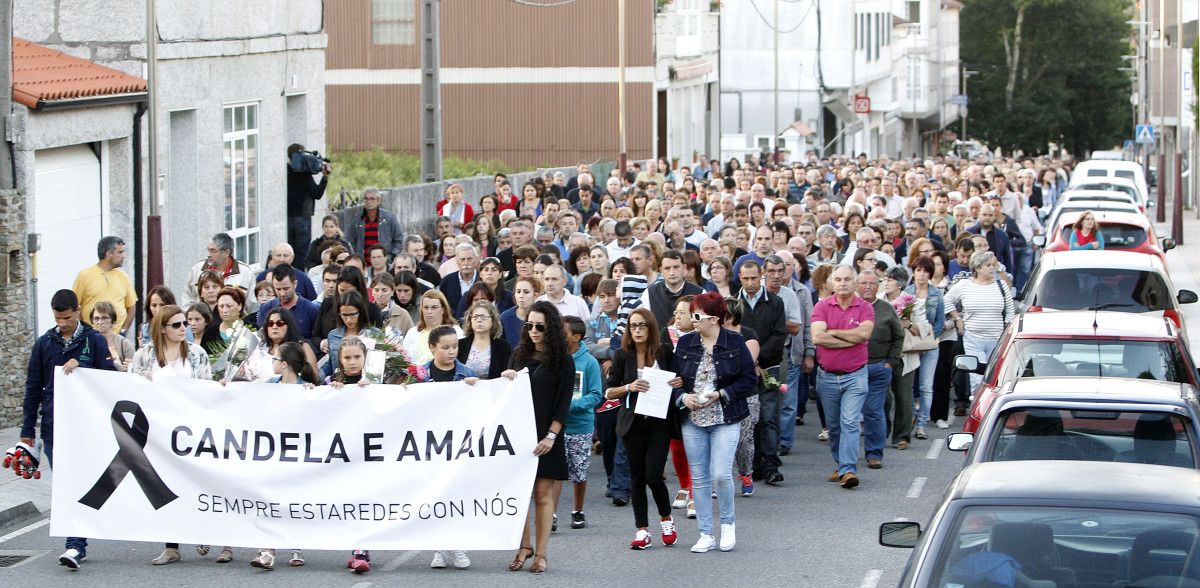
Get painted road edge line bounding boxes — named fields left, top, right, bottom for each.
left=906, top=476, right=928, bottom=499
left=860, top=569, right=884, bottom=588
left=0, top=517, right=50, bottom=544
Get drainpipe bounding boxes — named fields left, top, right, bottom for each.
left=132, top=101, right=146, bottom=330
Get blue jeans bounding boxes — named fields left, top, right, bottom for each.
left=863, top=362, right=892, bottom=460
left=779, top=363, right=807, bottom=450
left=681, top=420, right=740, bottom=536
left=816, top=366, right=869, bottom=475
left=1013, top=244, right=1033, bottom=292
left=914, top=347, right=939, bottom=428
left=595, top=408, right=630, bottom=500
left=44, top=441, right=88, bottom=553
left=962, top=332, right=1000, bottom=391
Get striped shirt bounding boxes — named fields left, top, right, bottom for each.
left=943, top=279, right=1014, bottom=340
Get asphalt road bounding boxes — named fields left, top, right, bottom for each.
left=0, top=413, right=963, bottom=587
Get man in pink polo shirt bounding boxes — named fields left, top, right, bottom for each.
left=811, top=265, right=875, bottom=489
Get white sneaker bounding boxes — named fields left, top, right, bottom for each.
left=58, top=548, right=83, bottom=570
left=450, top=550, right=471, bottom=569
left=672, top=489, right=689, bottom=509
left=250, top=550, right=274, bottom=570
left=935, top=419, right=949, bottom=429
left=818, top=429, right=830, bottom=441
left=686, top=500, right=697, bottom=519
left=719, top=523, right=736, bottom=551
left=690, top=534, right=717, bottom=553
left=430, top=551, right=447, bottom=568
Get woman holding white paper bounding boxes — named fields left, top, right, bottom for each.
left=604, top=308, right=680, bottom=551
left=672, top=292, right=758, bottom=553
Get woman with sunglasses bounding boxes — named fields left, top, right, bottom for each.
left=672, top=293, right=757, bottom=552
left=249, top=341, right=317, bottom=570
left=500, top=301, right=574, bottom=574
left=323, top=290, right=383, bottom=378
left=603, top=308, right=680, bottom=551
left=458, top=299, right=511, bottom=379
left=245, top=307, right=319, bottom=382
left=128, top=306, right=226, bottom=565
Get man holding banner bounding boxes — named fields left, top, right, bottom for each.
left=20, top=289, right=118, bottom=570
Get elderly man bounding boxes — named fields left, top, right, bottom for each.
left=254, top=243, right=317, bottom=300
left=811, top=265, right=874, bottom=489
left=965, top=204, right=1013, bottom=275
left=537, top=264, right=591, bottom=319
left=698, top=238, right=721, bottom=279
left=738, top=260, right=789, bottom=486
left=438, top=243, right=479, bottom=319
left=808, top=225, right=844, bottom=267
left=841, top=227, right=896, bottom=270
left=762, top=254, right=811, bottom=459
left=184, top=232, right=254, bottom=306
left=856, top=271, right=903, bottom=469
left=704, top=194, right=736, bottom=234
left=346, top=187, right=405, bottom=257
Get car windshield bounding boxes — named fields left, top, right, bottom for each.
left=932, top=506, right=1200, bottom=586
left=1058, top=223, right=1148, bottom=248
left=991, top=408, right=1195, bottom=467
left=1077, top=183, right=1138, bottom=199
left=1029, top=268, right=1171, bottom=312
left=998, top=339, right=1188, bottom=383
left=1114, top=170, right=1136, bottom=182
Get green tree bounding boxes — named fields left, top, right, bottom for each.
left=960, top=0, right=1132, bottom=154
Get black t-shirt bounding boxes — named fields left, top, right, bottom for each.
left=429, top=364, right=457, bottom=382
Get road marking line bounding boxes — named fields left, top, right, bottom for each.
left=906, top=476, right=928, bottom=499
left=383, top=550, right=418, bottom=572
left=892, top=517, right=908, bottom=522
left=859, top=569, right=884, bottom=588
left=350, top=582, right=372, bottom=588
left=0, top=518, right=49, bottom=544
left=926, top=441, right=942, bottom=459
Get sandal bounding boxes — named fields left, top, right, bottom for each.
left=508, top=546, right=533, bottom=572
left=529, top=553, right=547, bottom=574
left=216, top=547, right=234, bottom=563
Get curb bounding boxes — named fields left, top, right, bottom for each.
left=0, top=501, right=43, bottom=531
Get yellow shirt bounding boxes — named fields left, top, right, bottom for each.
left=73, top=264, right=138, bottom=328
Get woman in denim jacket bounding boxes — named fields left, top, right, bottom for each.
left=670, top=292, right=758, bottom=554
left=904, top=256, right=945, bottom=436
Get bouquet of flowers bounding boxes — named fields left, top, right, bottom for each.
left=206, top=321, right=259, bottom=383
left=760, top=370, right=788, bottom=394
left=890, top=292, right=917, bottom=321
left=362, top=327, right=427, bottom=384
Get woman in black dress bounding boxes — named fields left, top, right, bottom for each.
left=500, top=301, right=573, bottom=574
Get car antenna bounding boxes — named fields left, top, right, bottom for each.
left=1092, top=290, right=1100, bottom=332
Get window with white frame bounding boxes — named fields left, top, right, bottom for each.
left=223, top=103, right=260, bottom=268
left=371, top=0, right=416, bottom=45
left=675, top=0, right=702, bottom=57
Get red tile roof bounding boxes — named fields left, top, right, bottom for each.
left=12, top=37, right=147, bottom=109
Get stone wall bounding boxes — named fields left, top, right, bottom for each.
left=0, top=190, right=32, bottom=427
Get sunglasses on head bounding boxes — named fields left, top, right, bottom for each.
left=524, top=322, right=547, bottom=333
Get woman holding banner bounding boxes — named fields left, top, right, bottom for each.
left=603, top=308, right=680, bottom=551
left=502, top=301, right=573, bottom=574
left=127, top=306, right=231, bottom=565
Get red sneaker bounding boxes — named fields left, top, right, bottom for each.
left=630, top=529, right=652, bottom=550
left=660, top=518, right=678, bottom=546
left=347, top=550, right=370, bottom=573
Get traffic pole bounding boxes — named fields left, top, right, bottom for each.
left=1174, top=151, right=1184, bottom=244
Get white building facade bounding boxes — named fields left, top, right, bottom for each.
left=654, top=0, right=721, bottom=167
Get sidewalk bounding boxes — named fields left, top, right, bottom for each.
left=1153, top=210, right=1200, bottom=352
left=0, top=425, right=52, bottom=529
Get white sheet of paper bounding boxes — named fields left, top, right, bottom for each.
left=633, top=367, right=676, bottom=419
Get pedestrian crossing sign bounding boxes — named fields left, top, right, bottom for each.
left=1135, top=124, right=1155, bottom=144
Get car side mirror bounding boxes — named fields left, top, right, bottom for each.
left=1031, top=235, right=1046, bottom=248
left=1179, top=290, right=1198, bottom=304
left=947, top=433, right=974, bottom=452
left=1148, top=199, right=1157, bottom=207
left=955, top=354, right=983, bottom=374
left=1161, top=238, right=1176, bottom=251
left=879, top=521, right=922, bottom=548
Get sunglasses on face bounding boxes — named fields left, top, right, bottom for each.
left=524, top=322, right=547, bottom=332
left=691, top=312, right=716, bottom=322
left=166, top=320, right=186, bottom=329
left=628, top=322, right=649, bottom=331
left=266, top=320, right=288, bottom=328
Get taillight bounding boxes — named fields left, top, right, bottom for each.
left=1028, top=305, right=1042, bottom=312
left=1165, top=309, right=1182, bottom=329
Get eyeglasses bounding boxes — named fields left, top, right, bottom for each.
left=91, top=316, right=112, bottom=323
left=470, top=314, right=491, bottom=321
left=628, top=322, right=649, bottom=331
left=272, top=356, right=284, bottom=363
left=265, top=320, right=288, bottom=328
left=691, top=312, right=716, bottom=322
left=166, top=320, right=186, bottom=329
left=524, top=322, right=547, bottom=333
left=339, top=311, right=360, bottom=319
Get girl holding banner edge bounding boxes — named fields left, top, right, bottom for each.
left=501, top=301, right=574, bottom=574
left=127, top=305, right=233, bottom=566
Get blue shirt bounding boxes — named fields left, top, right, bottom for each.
left=499, top=307, right=525, bottom=348
left=254, top=267, right=318, bottom=301
left=257, top=296, right=320, bottom=339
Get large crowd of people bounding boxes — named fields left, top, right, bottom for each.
left=24, top=149, right=1076, bottom=573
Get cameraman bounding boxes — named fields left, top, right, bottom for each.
left=286, top=143, right=330, bottom=270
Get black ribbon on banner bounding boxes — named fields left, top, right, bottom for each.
left=79, top=400, right=178, bottom=510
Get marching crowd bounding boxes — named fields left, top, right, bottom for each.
left=21, top=148, right=1080, bottom=574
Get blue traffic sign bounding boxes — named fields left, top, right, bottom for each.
left=1124, top=139, right=1135, bottom=150
left=1135, top=124, right=1155, bottom=144
left=950, top=94, right=969, bottom=106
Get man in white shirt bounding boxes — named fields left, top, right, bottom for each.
left=537, top=264, right=591, bottom=320
left=605, top=220, right=639, bottom=261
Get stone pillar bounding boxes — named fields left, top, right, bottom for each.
left=0, top=189, right=31, bottom=426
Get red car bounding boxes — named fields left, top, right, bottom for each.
left=1035, top=210, right=1175, bottom=264
left=955, top=310, right=1199, bottom=433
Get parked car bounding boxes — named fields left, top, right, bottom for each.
left=1070, top=159, right=1151, bottom=207
left=955, top=310, right=1199, bottom=433
left=946, top=377, right=1200, bottom=469
left=1034, top=210, right=1174, bottom=264
left=1017, top=250, right=1196, bottom=334
left=880, top=461, right=1200, bottom=587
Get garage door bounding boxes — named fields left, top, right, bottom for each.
left=34, top=145, right=103, bottom=334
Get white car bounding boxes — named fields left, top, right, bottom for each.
left=1070, top=160, right=1151, bottom=207
left=1043, top=195, right=1141, bottom=236
left=1017, top=250, right=1196, bottom=336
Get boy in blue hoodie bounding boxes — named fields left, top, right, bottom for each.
left=562, top=316, right=603, bottom=529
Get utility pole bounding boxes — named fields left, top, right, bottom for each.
left=1171, top=0, right=1182, bottom=242
left=145, top=0, right=163, bottom=290
left=0, top=0, right=13, bottom=190
left=1157, top=0, right=1167, bottom=222
left=772, top=0, right=779, bottom=155
left=961, top=68, right=977, bottom=155
left=618, top=0, right=627, bottom=173
left=420, top=0, right=443, bottom=183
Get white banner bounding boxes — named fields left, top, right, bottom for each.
left=50, top=368, right=538, bottom=551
